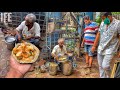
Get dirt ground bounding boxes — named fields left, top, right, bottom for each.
left=0, top=31, right=116, bottom=78
left=24, top=58, right=100, bottom=78
left=24, top=56, right=115, bottom=78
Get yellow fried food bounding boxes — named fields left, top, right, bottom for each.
left=21, top=42, right=26, bottom=47
left=50, top=63, right=58, bottom=66
left=17, top=45, right=23, bottom=49
left=13, top=48, right=18, bottom=54
left=21, top=52, right=29, bottom=58
left=31, top=51, right=35, bottom=56
left=25, top=45, right=34, bottom=51
left=22, top=57, right=31, bottom=61
left=17, top=56, right=23, bottom=60
left=16, top=46, right=23, bottom=51
left=12, top=42, right=37, bottom=63
left=16, top=51, right=22, bottom=57
left=29, top=56, right=34, bottom=60
left=58, top=56, right=67, bottom=61
left=21, top=43, right=26, bottom=50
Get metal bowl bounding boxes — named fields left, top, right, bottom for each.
left=5, top=36, right=16, bottom=50
left=5, top=36, right=16, bottom=43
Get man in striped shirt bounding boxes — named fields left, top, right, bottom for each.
left=81, top=15, right=99, bottom=68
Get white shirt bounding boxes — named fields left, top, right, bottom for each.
left=98, top=18, right=120, bottom=55
left=16, top=21, right=41, bottom=37
left=52, top=45, right=67, bottom=56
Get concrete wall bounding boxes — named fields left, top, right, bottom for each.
left=0, top=30, right=10, bottom=78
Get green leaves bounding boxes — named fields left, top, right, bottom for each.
left=65, top=40, right=75, bottom=51
left=95, top=16, right=102, bottom=26
left=112, top=12, right=120, bottom=15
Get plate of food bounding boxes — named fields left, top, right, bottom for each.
left=12, top=41, right=40, bottom=63
left=58, top=56, right=67, bottom=62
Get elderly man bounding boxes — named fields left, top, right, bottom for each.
left=91, top=12, right=120, bottom=78
left=51, top=38, right=67, bottom=61
left=15, top=13, right=41, bottom=47
left=51, top=38, right=67, bottom=70
left=5, top=14, right=41, bottom=78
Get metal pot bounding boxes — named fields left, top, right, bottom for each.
left=49, top=62, right=58, bottom=76
left=62, top=60, right=73, bottom=76
left=40, top=65, right=47, bottom=73
left=5, top=36, right=16, bottom=51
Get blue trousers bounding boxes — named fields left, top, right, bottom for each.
left=15, top=34, right=39, bottom=46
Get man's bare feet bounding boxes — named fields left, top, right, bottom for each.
left=88, top=66, right=92, bottom=68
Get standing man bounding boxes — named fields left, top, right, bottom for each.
left=91, top=12, right=120, bottom=78
left=81, top=15, right=99, bottom=68
left=15, top=13, right=41, bottom=48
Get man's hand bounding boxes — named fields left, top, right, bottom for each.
left=10, top=56, right=32, bottom=74
left=81, top=43, right=84, bottom=48
left=16, top=30, right=21, bottom=41
left=6, top=56, right=32, bottom=78
left=91, top=46, right=96, bottom=53
left=51, top=53, right=59, bottom=61
left=55, top=56, right=59, bottom=61
left=18, top=35, right=21, bottom=41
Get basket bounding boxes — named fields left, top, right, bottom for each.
left=12, top=42, right=40, bottom=64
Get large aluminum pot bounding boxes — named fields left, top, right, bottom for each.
left=62, top=60, right=73, bottom=76
left=5, top=36, right=16, bottom=51
left=49, top=62, right=58, bottom=76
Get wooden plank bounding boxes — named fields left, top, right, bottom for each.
left=110, top=59, right=120, bottom=78
left=111, top=62, right=118, bottom=78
